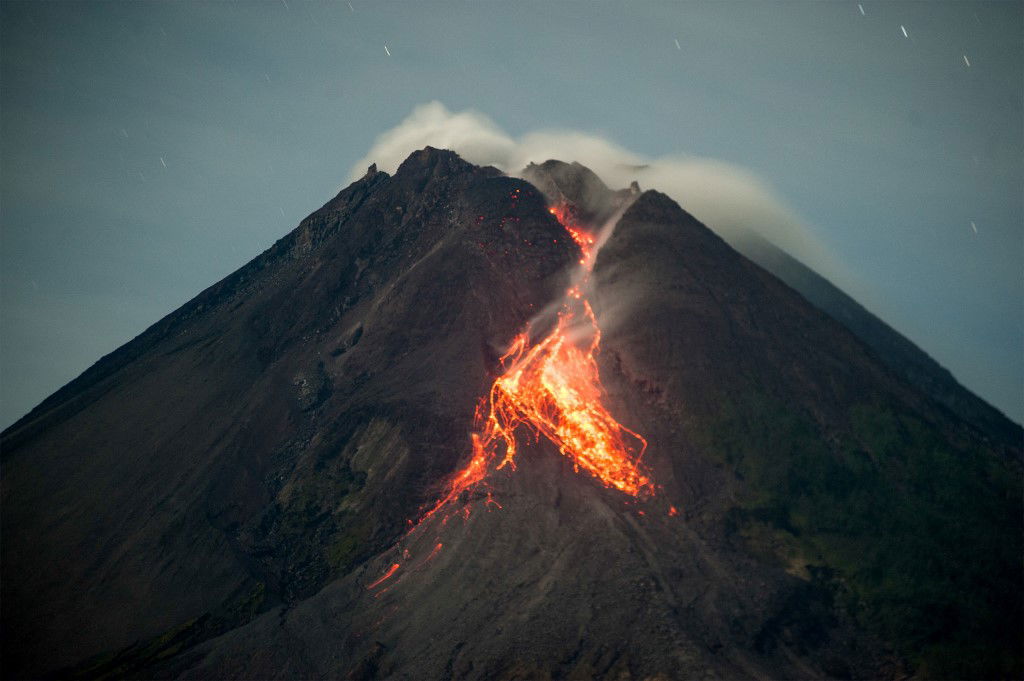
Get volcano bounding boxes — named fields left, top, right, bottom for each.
left=2, top=148, right=1020, bottom=680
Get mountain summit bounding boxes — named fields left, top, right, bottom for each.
left=2, top=148, right=1020, bottom=680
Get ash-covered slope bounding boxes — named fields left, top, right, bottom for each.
left=1, top=148, right=575, bottom=678
left=734, top=232, right=1022, bottom=451
left=528, top=160, right=1022, bottom=452
left=2, top=151, right=1020, bottom=680
left=521, top=160, right=636, bottom=226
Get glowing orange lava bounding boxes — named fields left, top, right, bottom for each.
left=420, top=200, right=652, bottom=524
left=548, top=205, right=596, bottom=266
left=368, top=563, right=400, bottom=589
left=478, top=298, right=650, bottom=495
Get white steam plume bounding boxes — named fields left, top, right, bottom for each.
left=347, top=101, right=847, bottom=288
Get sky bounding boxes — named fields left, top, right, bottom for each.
left=0, top=1, right=1021, bottom=428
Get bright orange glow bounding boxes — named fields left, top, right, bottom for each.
left=668, top=505, right=679, bottom=517
left=549, top=204, right=596, bottom=266
left=368, top=563, right=400, bottom=589
left=477, top=297, right=650, bottom=495
left=419, top=543, right=443, bottom=566
left=419, top=434, right=490, bottom=523
left=419, top=200, right=652, bottom=525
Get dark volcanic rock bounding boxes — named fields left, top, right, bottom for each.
left=523, top=159, right=1023, bottom=454
left=1, top=148, right=575, bottom=678
left=1, top=150, right=1020, bottom=680
left=521, top=159, right=634, bottom=226
left=733, top=231, right=1023, bottom=453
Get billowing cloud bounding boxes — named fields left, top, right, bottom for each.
left=347, top=102, right=517, bottom=177
left=348, top=101, right=847, bottom=287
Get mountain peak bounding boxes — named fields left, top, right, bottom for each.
left=2, top=148, right=1019, bottom=680
left=521, top=159, right=641, bottom=230
left=394, top=145, right=473, bottom=178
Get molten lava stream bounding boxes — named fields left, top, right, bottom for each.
left=419, top=201, right=652, bottom=526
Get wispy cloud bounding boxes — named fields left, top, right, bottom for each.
left=348, top=101, right=847, bottom=289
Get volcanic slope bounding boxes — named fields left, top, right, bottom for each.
left=730, top=231, right=1022, bottom=452
left=2, top=150, right=1020, bottom=680
left=1, top=149, right=574, bottom=678
left=524, top=160, right=1023, bottom=453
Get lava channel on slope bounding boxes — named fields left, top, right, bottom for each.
left=420, top=198, right=653, bottom=525
left=365, top=199, right=653, bottom=593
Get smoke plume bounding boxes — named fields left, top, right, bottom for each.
left=347, top=101, right=847, bottom=287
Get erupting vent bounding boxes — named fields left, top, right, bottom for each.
left=421, top=200, right=652, bottom=525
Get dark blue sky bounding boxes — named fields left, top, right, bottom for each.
left=1, top=1, right=1021, bottom=427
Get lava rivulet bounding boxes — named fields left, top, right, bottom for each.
left=421, top=200, right=651, bottom=524
left=549, top=204, right=596, bottom=266
left=483, top=298, right=650, bottom=495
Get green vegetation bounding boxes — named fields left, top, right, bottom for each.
left=262, top=448, right=370, bottom=600
left=63, top=581, right=268, bottom=680
left=62, top=429, right=380, bottom=680
left=703, top=394, right=1023, bottom=678
left=324, top=513, right=376, bottom=576
left=327, top=534, right=360, bottom=570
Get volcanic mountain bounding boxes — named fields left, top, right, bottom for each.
left=2, top=148, right=1020, bottom=680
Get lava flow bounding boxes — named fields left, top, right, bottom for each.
left=549, top=203, right=597, bottom=266
left=421, top=200, right=651, bottom=523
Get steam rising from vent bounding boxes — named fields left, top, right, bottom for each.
left=346, top=101, right=849, bottom=291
